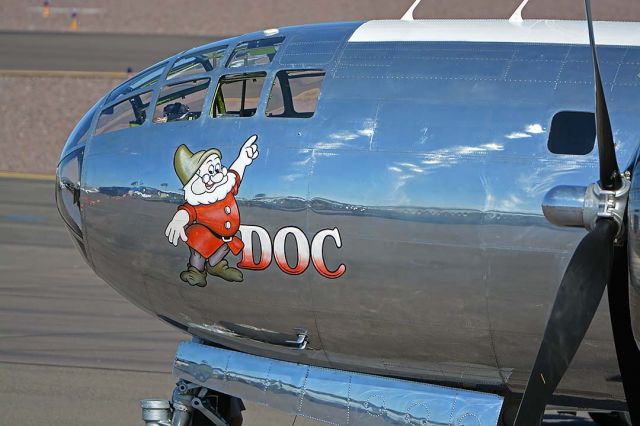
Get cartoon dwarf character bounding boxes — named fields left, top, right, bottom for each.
left=165, top=135, right=259, bottom=286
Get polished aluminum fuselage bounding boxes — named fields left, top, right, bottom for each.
left=63, top=21, right=640, bottom=408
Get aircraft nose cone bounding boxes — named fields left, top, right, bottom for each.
left=56, top=150, right=83, bottom=239
left=56, top=98, right=102, bottom=266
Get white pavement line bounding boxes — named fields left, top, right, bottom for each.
left=0, top=171, right=56, bottom=181
left=0, top=69, right=128, bottom=79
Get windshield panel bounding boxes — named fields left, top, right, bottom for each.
left=211, top=73, right=266, bottom=118
left=106, top=62, right=166, bottom=103
left=95, top=91, right=153, bottom=135
left=266, top=70, right=325, bottom=118
left=227, top=37, right=285, bottom=68
left=154, top=78, right=210, bottom=123
left=167, top=46, right=228, bottom=80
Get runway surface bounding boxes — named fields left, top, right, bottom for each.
left=0, top=175, right=604, bottom=425
left=0, top=175, right=319, bottom=425
left=0, top=31, right=218, bottom=73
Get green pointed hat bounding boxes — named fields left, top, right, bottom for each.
left=174, top=144, right=222, bottom=186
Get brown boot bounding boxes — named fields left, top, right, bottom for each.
left=206, top=259, right=243, bottom=282
left=180, top=265, right=208, bottom=287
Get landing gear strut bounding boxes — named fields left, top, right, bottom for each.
left=141, top=380, right=230, bottom=426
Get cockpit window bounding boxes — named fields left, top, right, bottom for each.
left=226, top=37, right=285, bottom=68
left=266, top=70, right=325, bottom=118
left=211, top=72, right=266, bottom=118
left=153, top=78, right=210, bottom=123
left=95, top=91, right=153, bottom=136
left=106, top=63, right=166, bottom=103
left=62, top=99, right=101, bottom=157
left=167, top=46, right=228, bottom=80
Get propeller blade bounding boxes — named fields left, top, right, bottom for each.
left=514, top=219, right=617, bottom=425
left=585, top=0, right=621, bottom=191
left=584, top=2, right=637, bottom=420
left=609, top=243, right=640, bottom=424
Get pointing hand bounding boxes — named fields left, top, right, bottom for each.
left=238, top=134, right=259, bottom=167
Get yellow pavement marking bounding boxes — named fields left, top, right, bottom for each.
left=0, top=69, right=128, bottom=79
left=0, top=171, right=56, bottom=181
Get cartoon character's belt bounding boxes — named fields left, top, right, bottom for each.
left=206, top=227, right=233, bottom=243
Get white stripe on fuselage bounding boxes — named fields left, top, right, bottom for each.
left=348, top=20, right=640, bottom=47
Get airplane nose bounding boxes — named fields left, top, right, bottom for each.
left=56, top=147, right=90, bottom=264
left=56, top=149, right=83, bottom=238
left=55, top=98, right=102, bottom=265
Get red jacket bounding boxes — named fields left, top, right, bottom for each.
left=178, top=170, right=244, bottom=258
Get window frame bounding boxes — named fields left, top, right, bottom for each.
left=94, top=38, right=316, bottom=131
left=94, top=90, right=154, bottom=136
left=226, top=36, right=286, bottom=69
left=153, top=77, right=212, bottom=124
left=210, top=72, right=268, bottom=119
left=265, top=69, right=326, bottom=119
left=106, top=61, right=168, bottom=104
left=166, top=45, right=229, bottom=81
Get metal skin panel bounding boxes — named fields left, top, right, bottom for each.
left=61, top=20, right=640, bottom=410
left=174, top=341, right=504, bottom=426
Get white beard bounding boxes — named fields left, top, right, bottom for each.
left=184, top=171, right=236, bottom=205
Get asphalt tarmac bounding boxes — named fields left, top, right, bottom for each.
left=0, top=31, right=218, bottom=73
left=0, top=175, right=316, bottom=425
left=0, top=175, right=603, bottom=425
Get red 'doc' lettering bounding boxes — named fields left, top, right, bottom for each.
left=311, top=228, right=346, bottom=279
left=237, top=225, right=346, bottom=279
left=236, top=225, right=272, bottom=270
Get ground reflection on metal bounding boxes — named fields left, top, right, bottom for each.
left=174, top=341, right=503, bottom=426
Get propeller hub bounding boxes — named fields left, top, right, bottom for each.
left=542, top=177, right=629, bottom=242
left=585, top=178, right=630, bottom=241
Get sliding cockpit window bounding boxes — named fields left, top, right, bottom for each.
left=167, top=45, right=228, bottom=80
left=266, top=70, right=325, bottom=118
left=94, top=91, right=153, bottom=136
left=106, top=62, right=166, bottom=103
left=153, top=78, right=210, bottom=123
left=226, top=37, right=285, bottom=68
left=211, top=72, right=266, bottom=118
